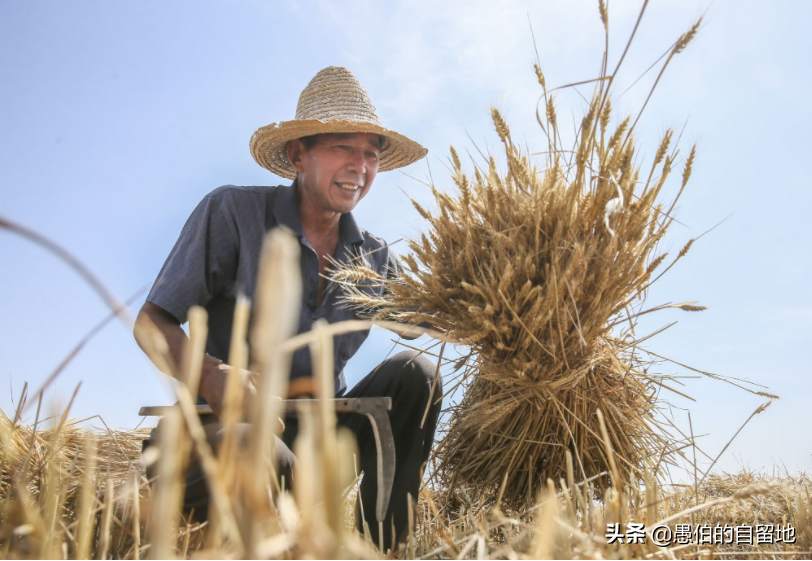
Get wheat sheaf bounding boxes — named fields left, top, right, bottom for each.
left=330, top=17, right=775, bottom=507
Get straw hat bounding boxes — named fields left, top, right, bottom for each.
left=250, top=66, right=428, bottom=180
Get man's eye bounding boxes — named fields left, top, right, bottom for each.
left=365, top=151, right=380, bottom=161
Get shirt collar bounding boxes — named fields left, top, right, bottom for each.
left=339, top=210, right=364, bottom=246
left=273, top=181, right=305, bottom=238
left=274, top=180, right=364, bottom=246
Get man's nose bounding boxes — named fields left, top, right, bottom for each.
left=346, top=147, right=366, bottom=174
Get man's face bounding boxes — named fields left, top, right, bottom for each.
left=287, top=132, right=381, bottom=215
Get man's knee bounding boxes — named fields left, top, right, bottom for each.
left=389, top=349, right=443, bottom=397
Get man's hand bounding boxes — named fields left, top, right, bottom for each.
left=135, top=301, right=284, bottom=432
left=198, top=359, right=284, bottom=432
left=197, top=358, right=255, bottom=417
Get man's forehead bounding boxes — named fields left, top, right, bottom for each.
left=319, top=132, right=382, bottom=148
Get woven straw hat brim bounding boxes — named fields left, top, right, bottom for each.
left=250, top=119, right=428, bottom=180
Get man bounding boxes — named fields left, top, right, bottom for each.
left=135, top=66, right=442, bottom=548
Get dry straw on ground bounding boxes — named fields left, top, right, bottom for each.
left=2, top=413, right=810, bottom=559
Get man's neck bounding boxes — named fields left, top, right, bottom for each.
left=296, top=184, right=342, bottom=243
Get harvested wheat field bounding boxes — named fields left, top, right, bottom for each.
left=1, top=409, right=811, bottom=559
left=1, top=2, right=809, bottom=559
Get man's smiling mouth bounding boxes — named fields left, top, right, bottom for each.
left=336, top=182, right=361, bottom=191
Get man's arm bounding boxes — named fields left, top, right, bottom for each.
left=134, top=190, right=242, bottom=415
left=134, top=301, right=229, bottom=415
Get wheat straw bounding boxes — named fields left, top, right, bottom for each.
left=2, top=3, right=800, bottom=559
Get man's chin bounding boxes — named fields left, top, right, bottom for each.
left=330, top=195, right=361, bottom=214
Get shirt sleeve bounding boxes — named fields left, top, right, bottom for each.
left=146, top=192, right=239, bottom=324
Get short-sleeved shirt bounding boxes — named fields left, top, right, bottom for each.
left=146, top=181, right=399, bottom=396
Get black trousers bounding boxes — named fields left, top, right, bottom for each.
left=144, top=349, right=442, bottom=549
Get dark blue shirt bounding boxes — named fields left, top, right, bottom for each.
left=146, top=181, right=399, bottom=396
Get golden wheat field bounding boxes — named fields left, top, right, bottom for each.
left=2, top=2, right=810, bottom=559
left=1, top=391, right=811, bottom=559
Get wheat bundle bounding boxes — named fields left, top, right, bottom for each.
left=0, top=410, right=148, bottom=509
left=330, top=18, right=716, bottom=505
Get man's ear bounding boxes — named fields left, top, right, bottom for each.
left=286, top=139, right=306, bottom=172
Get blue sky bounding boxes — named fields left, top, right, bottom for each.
left=1, top=0, right=809, bottom=479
